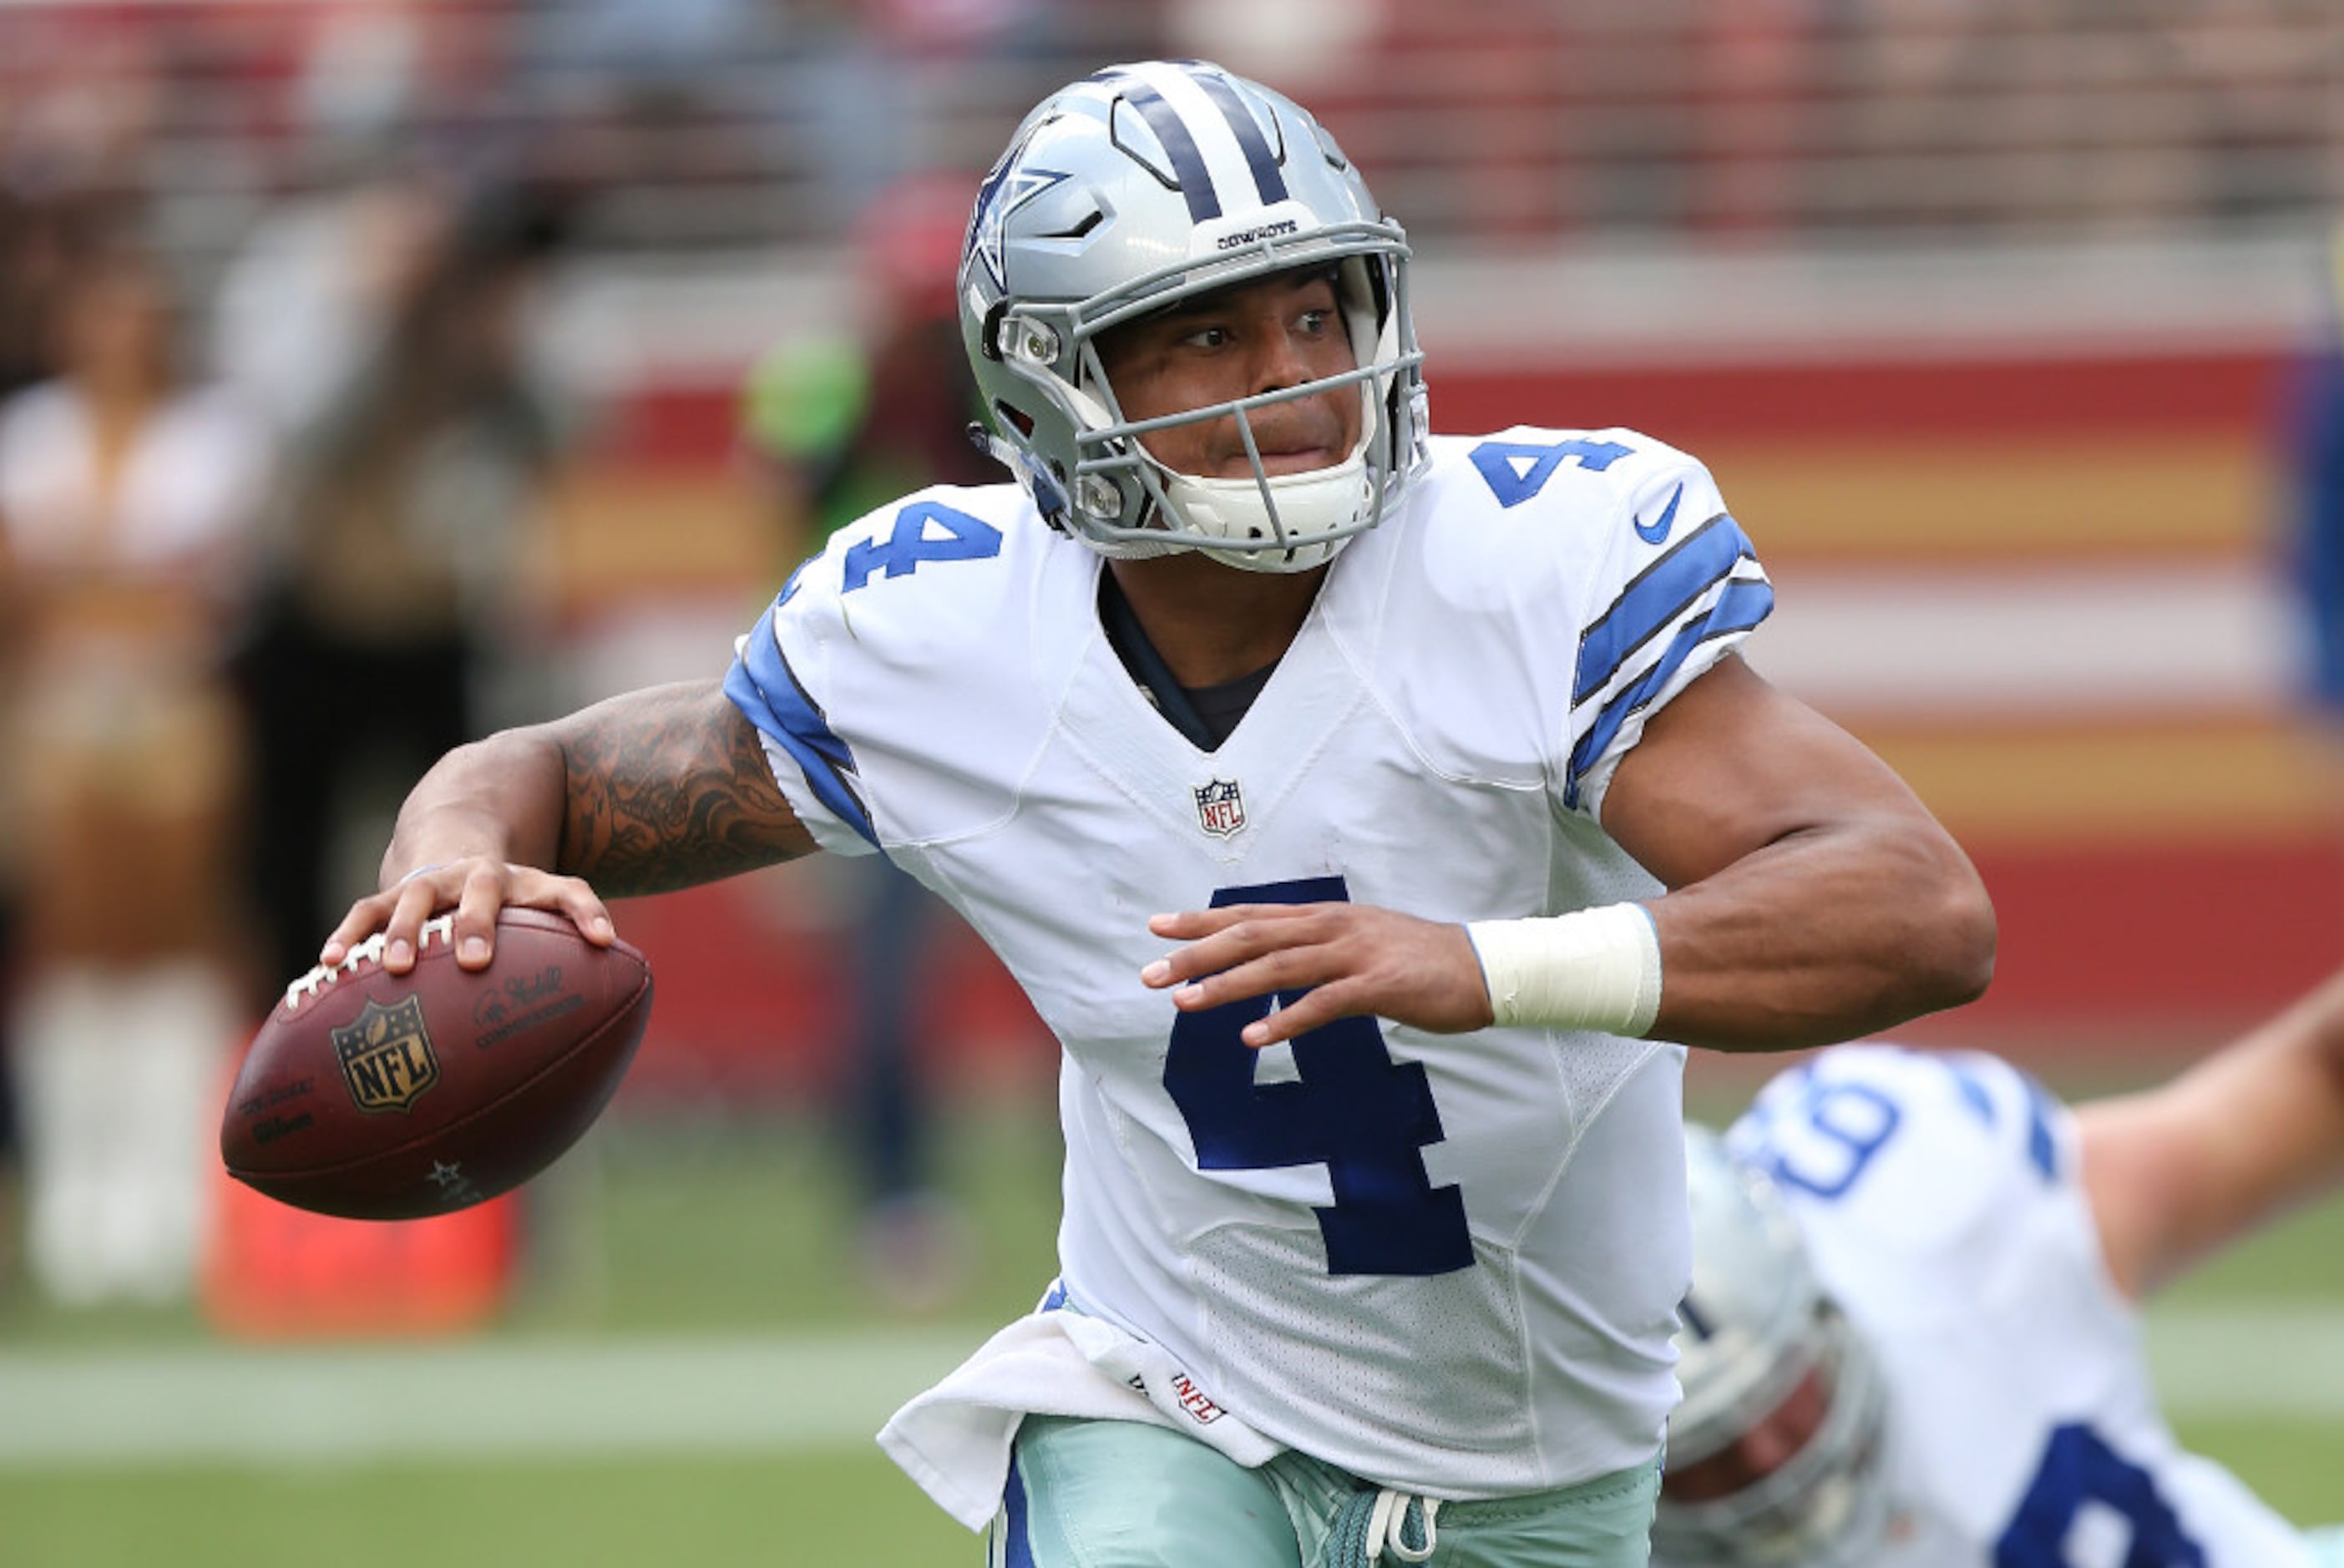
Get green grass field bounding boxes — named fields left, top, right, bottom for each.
left=3, top=1094, right=2340, bottom=1566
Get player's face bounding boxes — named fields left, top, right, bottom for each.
left=1660, top=1364, right=1831, bottom=1503
left=1096, top=270, right=1361, bottom=482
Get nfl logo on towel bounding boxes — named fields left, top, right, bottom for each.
left=1193, top=779, right=1246, bottom=839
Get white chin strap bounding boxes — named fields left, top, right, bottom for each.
left=1160, top=446, right=1372, bottom=574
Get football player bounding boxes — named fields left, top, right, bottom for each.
left=322, top=62, right=1994, bottom=1565
left=1658, top=970, right=2344, bottom=1566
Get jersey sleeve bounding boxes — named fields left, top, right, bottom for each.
left=722, top=553, right=883, bottom=858
left=1559, top=438, right=1773, bottom=820
left=721, top=482, right=1040, bottom=857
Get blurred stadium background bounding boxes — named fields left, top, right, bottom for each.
left=3, top=1, right=2343, bottom=1562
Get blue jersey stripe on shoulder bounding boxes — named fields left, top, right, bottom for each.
left=1566, top=577, right=1774, bottom=808
left=1575, top=513, right=1757, bottom=706
left=722, top=603, right=878, bottom=847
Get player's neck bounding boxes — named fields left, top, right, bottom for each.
left=1103, top=554, right=1325, bottom=690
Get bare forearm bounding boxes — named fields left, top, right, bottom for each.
left=1645, top=816, right=1996, bottom=1051
left=380, top=730, right=568, bottom=885
left=550, top=680, right=815, bottom=895
left=381, top=680, right=816, bottom=898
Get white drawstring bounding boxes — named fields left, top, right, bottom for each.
left=1364, top=1490, right=1440, bottom=1564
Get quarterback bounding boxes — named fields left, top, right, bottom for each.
left=1658, top=971, right=2344, bottom=1567
left=324, top=62, right=1993, bottom=1565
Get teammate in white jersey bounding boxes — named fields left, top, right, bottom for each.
left=1654, top=972, right=2344, bottom=1567
left=321, top=62, right=1994, bottom=1565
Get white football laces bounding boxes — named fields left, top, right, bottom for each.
left=283, top=916, right=456, bottom=1013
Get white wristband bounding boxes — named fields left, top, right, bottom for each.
left=1466, top=903, right=1663, bottom=1037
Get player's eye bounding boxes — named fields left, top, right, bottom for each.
left=1179, top=324, right=1230, bottom=350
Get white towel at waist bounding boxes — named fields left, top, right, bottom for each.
left=878, top=1294, right=1283, bottom=1530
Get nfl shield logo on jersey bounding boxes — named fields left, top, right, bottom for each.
left=1193, top=779, right=1246, bottom=838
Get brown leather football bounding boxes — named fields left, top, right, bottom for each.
left=220, top=908, right=653, bottom=1220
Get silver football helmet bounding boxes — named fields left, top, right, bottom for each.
left=1652, top=1126, right=1893, bottom=1568
left=958, top=59, right=1428, bottom=573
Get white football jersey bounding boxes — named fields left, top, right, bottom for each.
left=1725, top=1045, right=2317, bottom=1565
left=728, top=427, right=1773, bottom=1495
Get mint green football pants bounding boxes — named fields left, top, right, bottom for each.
left=988, top=1414, right=1659, bottom=1568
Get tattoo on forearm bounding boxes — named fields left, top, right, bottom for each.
left=556, top=687, right=810, bottom=896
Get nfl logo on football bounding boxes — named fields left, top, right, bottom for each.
left=1193, top=778, right=1246, bottom=839
left=331, top=995, right=441, bottom=1114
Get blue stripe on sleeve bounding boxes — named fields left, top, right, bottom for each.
left=1574, top=514, right=1757, bottom=706
left=721, top=602, right=878, bottom=847
left=1566, top=576, right=1774, bottom=808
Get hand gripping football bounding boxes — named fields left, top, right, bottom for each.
left=221, top=909, right=654, bottom=1220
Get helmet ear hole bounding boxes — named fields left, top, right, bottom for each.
left=979, top=301, right=1011, bottom=362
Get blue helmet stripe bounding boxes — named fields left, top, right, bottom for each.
left=1116, top=80, right=1223, bottom=223
left=1191, top=68, right=1288, bottom=207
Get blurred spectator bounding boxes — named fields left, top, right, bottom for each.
left=211, top=156, right=453, bottom=455
left=0, top=177, right=86, bottom=1305
left=0, top=235, right=271, bottom=1306
left=0, top=27, right=154, bottom=1298
left=739, top=175, right=993, bottom=1308
left=221, top=172, right=576, bottom=997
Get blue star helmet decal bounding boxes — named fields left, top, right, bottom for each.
left=969, top=166, right=1071, bottom=294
